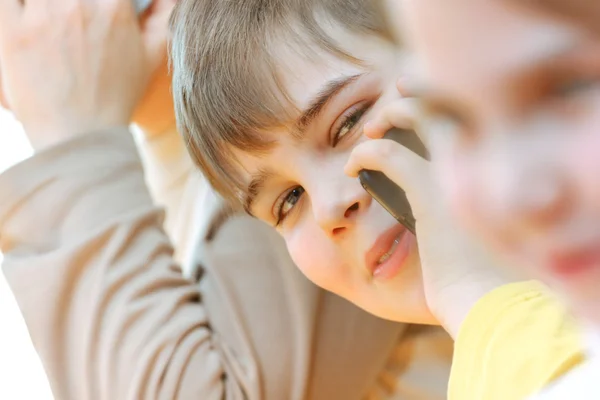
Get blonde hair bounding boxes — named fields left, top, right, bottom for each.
left=169, top=0, right=389, bottom=208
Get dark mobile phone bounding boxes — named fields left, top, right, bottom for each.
left=358, top=128, right=429, bottom=234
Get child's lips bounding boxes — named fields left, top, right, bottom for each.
left=366, top=224, right=415, bottom=280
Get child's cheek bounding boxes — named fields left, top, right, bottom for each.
left=284, top=225, right=349, bottom=295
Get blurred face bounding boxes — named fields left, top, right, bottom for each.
left=235, top=27, right=433, bottom=324
left=387, top=0, right=600, bottom=324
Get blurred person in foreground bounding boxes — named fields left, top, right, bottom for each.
left=0, top=0, right=454, bottom=398
left=356, top=0, right=600, bottom=398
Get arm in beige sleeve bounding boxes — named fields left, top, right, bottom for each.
left=0, top=129, right=255, bottom=400
left=133, top=125, right=207, bottom=266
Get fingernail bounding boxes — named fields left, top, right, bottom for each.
left=363, top=121, right=375, bottom=134
left=343, top=162, right=356, bottom=178
left=363, top=120, right=386, bottom=138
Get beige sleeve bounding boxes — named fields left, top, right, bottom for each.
left=0, top=129, right=262, bottom=400
left=133, top=125, right=209, bottom=267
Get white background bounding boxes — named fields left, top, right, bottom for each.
left=0, top=110, right=54, bottom=399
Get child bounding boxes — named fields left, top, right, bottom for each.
left=170, top=0, right=506, bottom=331
left=0, top=0, right=449, bottom=399
left=357, top=0, right=600, bottom=397
left=170, top=0, right=583, bottom=398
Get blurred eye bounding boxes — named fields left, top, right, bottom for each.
left=544, top=75, right=600, bottom=118
left=553, top=77, right=599, bottom=100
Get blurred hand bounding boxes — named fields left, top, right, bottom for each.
left=345, top=92, right=511, bottom=337
left=0, top=0, right=172, bottom=150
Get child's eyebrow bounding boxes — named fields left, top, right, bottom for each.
left=504, top=0, right=600, bottom=38
left=292, top=73, right=364, bottom=140
left=244, top=167, right=274, bottom=215
left=415, top=42, right=579, bottom=111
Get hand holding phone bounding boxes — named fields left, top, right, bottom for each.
left=347, top=111, right=513, bottom=338
left=358, top=128, right=429, bottom=234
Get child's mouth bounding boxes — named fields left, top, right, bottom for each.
left=366, top=224, right=415, bottom=281
left=377, top=236, right=401, bottom=265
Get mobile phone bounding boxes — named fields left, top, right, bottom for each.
left=358, top=128, right=429, bottom=234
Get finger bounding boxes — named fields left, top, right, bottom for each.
left=363, top=120, right=394, bottom=139
left=364, top=98, right=419, bottom=139
left=396, top=77, right=420, bottom=98
left=345, top=139, right=431, bottom=205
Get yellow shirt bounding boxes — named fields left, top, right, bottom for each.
left=449, top=281, right=584, bottom=400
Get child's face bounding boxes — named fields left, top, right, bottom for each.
left=392, top=0, right=600, bottom=323
left=235, top=28, right=434, bottom=323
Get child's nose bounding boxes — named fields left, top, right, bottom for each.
left=313, top=186, right=372, bottom=238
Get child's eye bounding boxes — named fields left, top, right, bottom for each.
left=331, top=101, right=371, bottom=147
left=543, top=75, right=600, bottom=118
left=275, top=186, right=305, bottom=226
